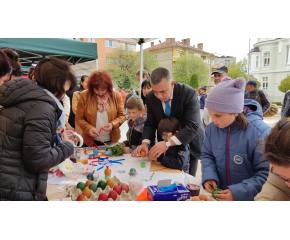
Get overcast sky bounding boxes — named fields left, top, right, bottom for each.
left=136, top=38, right=258, bottom=62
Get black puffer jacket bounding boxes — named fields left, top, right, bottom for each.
left=0, top=78, right=74, bottom=201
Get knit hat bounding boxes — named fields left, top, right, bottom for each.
left=246, top=80, right=257, bottom=86
left=205, top=76, right=246, bottom=114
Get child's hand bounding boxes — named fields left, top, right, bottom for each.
left=215, top=189, right=234, bottom=201
left=204, top=180, right=217, bottom=193
left=120, top=142, right=126, bottom=147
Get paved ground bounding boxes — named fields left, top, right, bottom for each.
left=120, top=115, right=281, bottom=180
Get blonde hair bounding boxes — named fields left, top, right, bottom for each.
left=126, top=95, right=144, bottom=110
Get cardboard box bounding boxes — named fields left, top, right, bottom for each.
left=147, top=180, right=190, bottom=201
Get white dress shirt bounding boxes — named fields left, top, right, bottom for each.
left=142, top=92, right=182, bottom=146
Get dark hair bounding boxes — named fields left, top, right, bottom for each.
left=264, top=118, right=290, bottom=167
left=34, top=58, right=77, bottom=98
left=200, top=86, right=207, bottom=91
left=234, top=108, right=248, bottom=131
left=136, top=69, right=149, bottom=79
left=27, top=66, right=35, bottom=80
left=88, top=71, right=113, bottom=95
left=126, top=95, right=144, bottom=110
left=158, top=116, right=181, bottom=135
left=2, top=49, right=22, bottom=77
left=141, top=79, right=151, bottom=105
left=79, top=75, right=89, bottom=92
left=0, top=50, right=12, bottom=78
left=151, top=67, right=173, bottom=85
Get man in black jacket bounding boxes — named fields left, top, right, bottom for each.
left=281, top=90, right=290, bottom=118
left=133, top=67, right=205, bottom=176
left=245, top=80, right=271, bottom=114
left=0, top=78, right=74, bottom=200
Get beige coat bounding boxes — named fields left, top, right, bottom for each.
left=72, top=91, right=83, bottom=135
left=75, top=90, right=127, bottom=146
left=255, top=170, right=290, bottom=201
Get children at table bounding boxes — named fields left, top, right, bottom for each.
left=255, top=118, right=290, bottom=201
left=201, top=76, right=271, bottom=201
left=148, top=116, right=190, bottom=173
left=120, top=96, right=147, bottom=152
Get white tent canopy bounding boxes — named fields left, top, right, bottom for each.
left=113, top=38, right=157, bottom=91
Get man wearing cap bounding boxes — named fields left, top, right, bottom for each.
left=244, top=80, right=271, bottom=114
left=203, top=66, right=229, bottom=126
left=212, top=66, right=229, bottom=85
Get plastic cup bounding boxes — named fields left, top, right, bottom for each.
left=184, top=177, right=201, bottom=197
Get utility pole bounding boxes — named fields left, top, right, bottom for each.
left=159, top=40, right=163, bottom=67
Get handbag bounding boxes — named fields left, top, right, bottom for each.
left=257, top=90, right=278, bottom=117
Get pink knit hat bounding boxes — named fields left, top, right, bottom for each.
left=205, top=77, right=246, bottom=114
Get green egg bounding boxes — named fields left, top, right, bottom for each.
left=77, top=182, right=86, bottom=191
left=97, top=180, right=106, bottom=190
left=89, top=183, right=98, bottom=192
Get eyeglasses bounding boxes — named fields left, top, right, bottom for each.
left=270, top=167, right=290, bottom=184
left=159, top=132, right=172, bottom=138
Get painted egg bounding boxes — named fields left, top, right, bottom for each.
left=120, top=183, right=129, bottom=193
left=106, top=179, right=114, bottom=188
left=86, top=180, right=94, bottom=187
left=98, top=193, right=108, bottom=201
left=97, top=180, right=106, bottom=190
left=89, top=183, right=98, bottom=192
left=77, top=182, right=86, bottom=191
left=82, top=188, right=92, bottom=198
left=113, top=185, right=122, bottom=195
left=108, top=190, right=118, bottom=200
left=76, top=195, right=86, bottom=201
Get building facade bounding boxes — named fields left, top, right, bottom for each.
left=214, top=55, right=236, bottom=68
left=81, top=38, right=136, bottom=70
left=145, top=38, right=218, bottom=86
left=249, top=38, right=290, bottom=102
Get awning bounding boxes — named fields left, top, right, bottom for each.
left=0, top=38, right=98, bottom=73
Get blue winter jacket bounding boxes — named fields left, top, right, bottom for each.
left=201, top=99, right=271, bottom=201
left=200, top=93, right=207, bottom=110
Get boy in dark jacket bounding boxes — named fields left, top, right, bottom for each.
left=199, top=86, right=207, bottom=110
left=121, top=96, right=147, bottom=152
left=148, top=117, right=190, bottom=173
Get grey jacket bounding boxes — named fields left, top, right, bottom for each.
left=244, top=88, right=271, bottom=114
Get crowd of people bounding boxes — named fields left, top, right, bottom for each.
left=1, top=48, right=290, bottom=201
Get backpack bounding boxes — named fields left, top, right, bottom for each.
left=257, top=90, right=278, bottom=117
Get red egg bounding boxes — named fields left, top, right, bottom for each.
left=108, top=190, right=118, bottom=200
left=121, top=183, right=129, bottom=193
left=113, top=185, right=122, bottom=195
left=76, top=195, right=86, bottom=201
left=98, top=193, right=108, bottom=201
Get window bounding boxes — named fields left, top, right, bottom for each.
left=105, top=40, right=116, bottom=48
left=119, top=42, right=135, bottom=50
left=264, top=52, right=270, bottom=67
left=178, top=53, right=182, bottom=58
left=287, top=46, right=290, bottom=64
left=256, top=56, right=259, bottom=67
left=262, top=77, right=268, bottom=90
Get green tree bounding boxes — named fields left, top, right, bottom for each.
left=172, top=54, right=209, bottom=87
left=122, top=75, right=131, bottom=89
left=278, top=74, right=290, bottom=93
left=189, top=73, right=199, bottom=89
left=228, top=58, right=248, bottom=80
left=136, top=50, right=161, bottom=74
left=105, top=46, right=138, bottom=87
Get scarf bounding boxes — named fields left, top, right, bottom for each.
left=97, top=92, right=110, bottom=112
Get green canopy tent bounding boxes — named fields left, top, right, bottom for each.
left=0, top=38, right=98, bottom=74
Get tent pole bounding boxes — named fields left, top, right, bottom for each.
left=139, top=42, right=143, bottom=93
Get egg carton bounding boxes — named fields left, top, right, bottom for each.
left=67, top=176, right=138, bottom=201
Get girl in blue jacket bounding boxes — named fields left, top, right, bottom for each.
left=201, top=77, right=271, bottom=201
